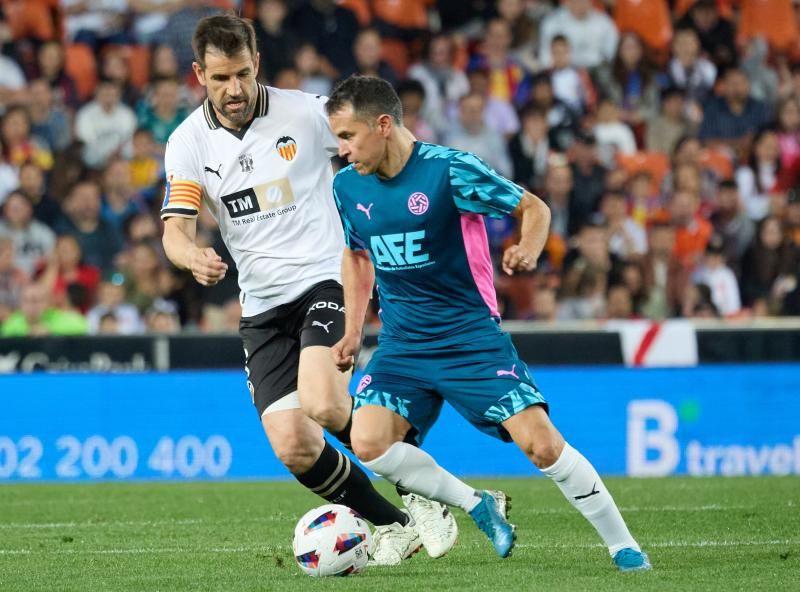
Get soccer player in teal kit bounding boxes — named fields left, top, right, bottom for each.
left=326, top=76, right=650, bottom=571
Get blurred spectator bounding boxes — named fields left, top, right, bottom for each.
left=130, top=0, right=183, bottom=46
left=539, top=0, right=619, bottom=70
left=137, top=76, right=190, bottom=146
left=0, top=190, right=56, bottom=275
left=509, top=104, right=550, bottom=192
left=740, top=215, right=799, bottom=312
left=123, top=241, right=164, bottom=313
left=468, top=18, right=529, bottom=106
left=662, top=135, right=721, bottom=204
left=776, top=96, right=800, bottom=169
left=101, top=157, right=148, bottom=232
left=531, top=284, right=559, bottom=322
left=254, top=0, right=297, bottom=83
left=699, top=67, right=769, bottom=159
left=641, top=221, right=684, bottom=318
left=18, top=162, right=63, bottom=228
left=75, top=78, right=137, bottom=170
left=56, top=180, right=123, bottom=273
left=619, top=260, right=648, bottom=315
left=290, top=0, right=359, bottom=77
left=547, top=35, right=590, bottom=115
left=669, top=188, right=713, bottom=270
left=158, top=0, right=222, bottom=75
left=452, top=66, right=520, bottom=139
left=1, top=106, right=53, bottom=170
left=408, top=34, right=470, bottom=138
left=1, top=282, right=87, bottom=336
left=129, top=128, right=162, bottom=196
left=100, top=47, right=141, bottom=108
left=60, top=0, right=128, bottom=50
left=691, top=233, right=741, bottom=316
left=593, top=97, right=637, bottom=169
left=272, top=67, right=301, bottom=90
left=626, top=171, right=663, bottom=228
left=646, top=87, right=693, bottom=155
left=0, top=148, right=18, bottom=206
left=45, top=233, right=101, bottom=313
left=34, top=40, right=80, bottom=111
left=202, top=295, right=242, bottom=333
left=605, top=284, right=634, bottom=319
left=145, top=297, right=181, bottom=333
left=496, top=0, right=545, bottom=72
left=0, top=236, right=26, bottom=323
left=371, top=0, right=431, bottom=42
left=345, top=28, right=398, bottom=86
left=680, top=282, right=719, bottom=318
left=86, top=271, right=144, bottom=335
left=596, top=32, right=659, bottom=130
left=444, top=93, right=511, bottom=177
left=0, top=45, right=27, bottom=112
left=48, top=142, right=88, bottom=203
left=27, top=78, right=72, bottom=153
left=396, top=80, right=436, bottom=143
left=710, top=180, right=755, bottom=274
left=740, top=37, right=779, bottom=106
left=527, top=73, right=577, bottom=151
left=735, top=127, right=782, bottom=221
left=541, top=160, right=574, bottom=240
left=675, top=0, right=735, bottom=69
left=599, top=190, right=647, bottom=260
left=666, top=28, right=717, bottom=120
left=292, top=44, right=332, bottom=97
left=569, top=131, right=606, bottom=234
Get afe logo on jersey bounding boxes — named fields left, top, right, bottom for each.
left=221, top=177, right=295, bottom=218
left=276, top=136, right=297, bottom=161
left=370, top=230, right=430, bottom=268
left=238, top=152, right=254, bottom=173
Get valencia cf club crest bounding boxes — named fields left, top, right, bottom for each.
left=238, top=152, right=254, bottom=173
left=276, top=136, right=297, bottom=161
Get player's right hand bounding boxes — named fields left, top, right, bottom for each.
left=188, top=247, right=228, bottom=286
left=332, top=333, right=360, bottom=373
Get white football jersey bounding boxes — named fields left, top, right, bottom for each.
left=161, top=85, right=345, bottom=317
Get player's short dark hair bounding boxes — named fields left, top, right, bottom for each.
left=193, top=14, right=257, bottom=69
left=326, top=75, right=403, bottom=125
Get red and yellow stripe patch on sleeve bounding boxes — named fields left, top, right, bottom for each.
left=164, top=179, right=202, bottom=210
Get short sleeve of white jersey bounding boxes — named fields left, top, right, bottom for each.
left=448, top=150, right=524, bottom=218
left=304, top=93, right=338, bottom=156
left=161, top=131, right=203, bottom=220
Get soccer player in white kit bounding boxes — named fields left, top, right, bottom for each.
left=160, top=15, right=454, bottom=565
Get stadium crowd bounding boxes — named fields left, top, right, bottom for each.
left=0, top=0, right=799, bottom=336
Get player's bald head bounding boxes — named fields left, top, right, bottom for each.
left=326, top=75, right=403, bottom=126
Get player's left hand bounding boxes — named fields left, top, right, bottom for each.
left=502, top=244, right=537, bottom=275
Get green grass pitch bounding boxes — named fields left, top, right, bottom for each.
left=1, top=476, right=798, bottom=591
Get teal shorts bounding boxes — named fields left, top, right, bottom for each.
left=353, top=327, right=547, bottom=444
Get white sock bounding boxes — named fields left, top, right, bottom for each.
left=541, top=442, right=639, bottom=556
left=363, top=442, right=481, bottom=512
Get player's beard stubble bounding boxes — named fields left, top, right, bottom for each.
left=213, top=85, right=256, bottom=127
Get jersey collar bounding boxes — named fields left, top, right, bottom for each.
left=202, top=83, right=269, bottom=138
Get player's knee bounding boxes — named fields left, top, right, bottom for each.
left=351, top=433, right=390, bottom=464
left=272, top=436, right=320, bottom=474
left=523, top=438, right=563, bottom=469
left=303, top=401, right=349, bottom=432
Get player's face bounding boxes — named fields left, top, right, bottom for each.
left=329, top=105, right=388, bottom=176
left=194, top=47, right=260, bottom=129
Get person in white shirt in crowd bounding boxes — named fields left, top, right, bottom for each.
left=691, top=234, right=741, bottom=317
left=539, top=0, right=619, bottom=70
left=444, top=93, right=512, bottom=177
left=593, top=97, right=637, bottom=170
left=75, top=78, right=137, bottom=170
left=599, top=190, right=647, bottom=260
left=548, top=35, right=588, bottom=115
left=0, top=191, right=57, bottom=276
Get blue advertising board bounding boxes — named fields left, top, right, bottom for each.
left=0, top=364, right=798, bottom=481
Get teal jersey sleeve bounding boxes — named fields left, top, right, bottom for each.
left=448, top=150, right=524, bottom=218
left=332, top=182, right=366, bottom=251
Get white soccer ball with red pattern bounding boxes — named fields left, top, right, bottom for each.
left=292, top=504, right=373, bottom=577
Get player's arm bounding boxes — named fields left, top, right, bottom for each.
left=332, top=247, right=374, bottom=372
left=162, top=216, right=227, bottom=287
left=502, top=190, right=551, bottom=276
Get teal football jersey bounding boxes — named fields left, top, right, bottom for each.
left=333, top=141, right=524, bottom=342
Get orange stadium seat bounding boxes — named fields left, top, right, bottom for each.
left=64, top=43, right=98, bottom=101
left=699, top=148, right=734, bottom=180
left=737, top=0, right=798, bottom=53
left=380, top=38, right=410, bottom=78
left=617, top=151, right=670, bottom=195
left=126, top=45, right=151, bottom=91
left=2, top=0, right=55, bottom=41
left=613, top=0, right=672, bottom=53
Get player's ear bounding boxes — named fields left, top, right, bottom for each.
left=377, top=114, right=393, bottom=137
left=253, top=51, right=260, bottom=76
left=192, top=61, right=206, bottom=87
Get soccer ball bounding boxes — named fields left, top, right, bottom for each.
left=292, top=504, right=373, bottom=577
